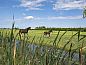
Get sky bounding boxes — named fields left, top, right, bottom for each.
left=0, top=0, right=86, bottom=29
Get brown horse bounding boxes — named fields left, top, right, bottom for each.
left=19, top=27, right=31, bottom=38
left=19, top=27, right=31, bottom=34
left=44, top=30, right=52, bottom=37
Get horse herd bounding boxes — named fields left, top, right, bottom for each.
left=18, top=27, right=52, bottom=37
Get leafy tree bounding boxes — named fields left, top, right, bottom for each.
left=83, top=8, right=86, bottom=18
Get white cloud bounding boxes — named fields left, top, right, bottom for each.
left=48, top=15, right=82, bottom=19
left=53, top=0, right=86, bottom=10
left=24, top=16, right=34, bottom=20
left=34, top=15, right=82, bottom=20
left=1, top=15, right=82, bottom=25
left=20, top=0, right=46, bottom=10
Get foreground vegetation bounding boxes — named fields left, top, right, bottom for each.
left=0, top=28, right=86, bottom=65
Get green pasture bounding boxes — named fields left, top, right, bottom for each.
left=0, top=29, right=86, bottom=52
left=0, top=28, right=86, bottom=65
left=28, top=30, right=86, bottom=51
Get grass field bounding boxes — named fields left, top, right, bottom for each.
left=0, top=28, right=86, bottom=65
left=0, top=29, right=86, bottom=51
left=13, top=29, right=86, bottom=51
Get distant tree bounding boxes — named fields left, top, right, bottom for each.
left=35, top=26, right=46, bottom=29
left=14, top=27, right=19, bottom=30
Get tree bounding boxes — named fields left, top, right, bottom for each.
left=35, top=26, right=46, bottom=29
left=83, top=8, right=86, bottom=18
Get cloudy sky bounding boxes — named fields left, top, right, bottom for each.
left=0, top=0, right=86, bottom=28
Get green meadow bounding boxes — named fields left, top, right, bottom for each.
left=0, top=28, right=86, bottom=65
left=1, top=29, right=86, bottom=51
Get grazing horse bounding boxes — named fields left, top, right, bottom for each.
left=44, top=29, right=52, bottom=37
left=19, top=27, right=31, bottom=34
left=19, top=27, right=31, bottom=38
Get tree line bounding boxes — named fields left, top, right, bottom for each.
left=35, top=26, right=86, bottom=32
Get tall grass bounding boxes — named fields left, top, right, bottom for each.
left=0, top=27, right=86, bottom=65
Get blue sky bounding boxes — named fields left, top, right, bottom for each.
left=0, top=0, right=86, bottom=28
